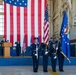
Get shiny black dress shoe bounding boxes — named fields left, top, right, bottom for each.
left=53, top=70, right=56, bottom=72
left=44, top=70, right=48, bottom=72
left=59, top=70, right=64, bottom=72
left=33, top=70, right=38, bottom=72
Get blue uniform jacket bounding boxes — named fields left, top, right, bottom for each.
left=31, top=43, right=40, bottom=58
left=48, top=41, right=57, bottom=57
left=57, top=41, right=62, bottom=54
left=40, top=43, right=48, bottom=56
left=15, top=42, right=21, bottom=48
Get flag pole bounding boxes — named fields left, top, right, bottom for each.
left=66, top=2, right=71, bottom=63
left=60, top=52, right=71, bottom=63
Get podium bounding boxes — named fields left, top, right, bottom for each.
left=2, top=42, right=12, bottom=57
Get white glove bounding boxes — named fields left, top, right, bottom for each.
left=45, top=51, right=48, bottom=54
left=35, top=54, right=37, bottom=56
left=56, top=47, right=58, bottom=50
left=36, top=48, right=38, bottom=50
left=54, top=56, right=57, bottom=59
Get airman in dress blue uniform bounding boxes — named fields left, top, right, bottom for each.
left=31, top=37, right=40, bottom=72
left=1, top=37, right=7, bottom=56
left=15, top=41, right=21, bottom=56
left=57, top=36, right=64, bottom=72
left=41, top=42, right=48, bottom=72
left=48, top=38, right=58, bottom=72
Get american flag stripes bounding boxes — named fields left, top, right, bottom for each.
left=4, top=0, right=48, bottom=47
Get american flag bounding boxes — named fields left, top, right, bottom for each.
left=43, top=5, right=49, bottom=45
left=4, top=0, right=47, bottom=47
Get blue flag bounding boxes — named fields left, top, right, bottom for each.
left=60, top=11, right=70, bottom=61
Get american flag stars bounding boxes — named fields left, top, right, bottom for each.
left=4, top=0, right=27, bottom=7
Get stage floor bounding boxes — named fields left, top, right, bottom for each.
left=0, top=66, right=75, bottom=75
left=0, top=57, right=76, bottom=66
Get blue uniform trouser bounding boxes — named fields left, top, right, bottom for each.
left=2, top=47, right=4, bottom=56
left=58, top=53, right=64, bottom=70
left=0, top=47, right=3, bottom=56
left=51, top=54, right=57, bottom=71
left=43, top=55, right=48, bottom=71
left=16, top=48, right=21, bottom=56
left=32, top=56, right=38, bottom=71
